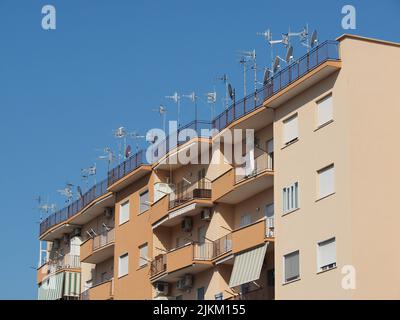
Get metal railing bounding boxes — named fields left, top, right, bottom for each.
left=93, top=228, right=115, bottom=251
left=265, top=217, right=274, bottom=238
left=48, top=254, right=81, bottom=271
left=168, top=180, right=212, bottom=209
left=213, top=233, right=232, bottom=257
left=150, top=254, right=167, bottom=277
left=152, top=120, right=212, bottom=161
left=107, top=150, right=148, bottom=186
left=213, top=40, right=340, bottom=131
left=235, top=153, right=273, bottom=183
left=193, top=242, right=214, bottom=260
left=39, top=179, right=108, bottom=236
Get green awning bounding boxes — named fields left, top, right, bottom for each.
left=64, top=271, right=81, bottom=297
left=38, top=272, right=64, bottom=300
left=229, top=243, right=268, bottom=288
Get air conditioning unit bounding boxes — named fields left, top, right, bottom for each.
left=176, top=279, right=185, bottom=290
left=181, top=217, right=192, bottom=232
left=104, top=207, right=113, bottom=219
left=183, top=274, right=193, bottom=288
left=200, top=209, right=212, bottom=221
left=155, top=282, right=169, bottom=296
left=72, top=228, right=81, bottom=237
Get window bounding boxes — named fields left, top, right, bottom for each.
left=283, top=114, right=298, bottom=145
left=197, top=287, right=205, bottom=300
left=139, top=190, right=149, bottom=214
left=284, top=250, right=300, bottom=283
left=118, top=253, right=129, bottom=278
left=119, top=201, right=130, bottom=225
left=139, top=243, right=148, bottom=267
left=240, top=214, right=252, bottom=227
left=318, top=164, right=334, bottom=199
left=282, top=182, right=299, bottom=214
left=214, top=292, right=223, bottom=300
left=317, top=238, right=336, bottom=272
left=317, top=94, right=333, bottom=127
left=267, top=139, right=274, bottom=169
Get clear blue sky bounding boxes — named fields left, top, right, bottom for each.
left=0, top=0, right=398, bottom=299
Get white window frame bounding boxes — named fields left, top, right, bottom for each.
left=316, top=93, right=333, bottom=127
left=119, top=200, right=130, bottom=225
left=283, top=250, right=300, bottom=284
left=282, top=182, right=299, bottom=214
left=283, top=113, right=298, bottom=146
left=317, top=164, right=335, bottom=199
left=139, top=243, right=148, bottom=267
left=118, top=253, right=129, bottom=278
left=317, top=237, right=337, bottom=272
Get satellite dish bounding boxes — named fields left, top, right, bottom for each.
left=125, top=145, right=132, bottom=158
left=310, top=30, right=318, bottom=48
left=228, top=83, right=235, bottom=101
left=273, top=56, right=280, bottom=73
left=263, top=69, right=271, bottom=85
left=285, top=46, right=294, bottom=64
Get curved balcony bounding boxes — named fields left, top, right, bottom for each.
left=80, top=228, right=115, bottom=264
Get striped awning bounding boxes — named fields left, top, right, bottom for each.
left=64, top=271, right=81, bottom=297
left=38, top=271, right=81, bottom=300
left=229, top=243, right=268, bottom=288
left=38, top=272, right=64, bottom=300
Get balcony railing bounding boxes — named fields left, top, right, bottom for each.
left=212, top=40, right=340, bottom=131
left=213, top=233, right=233, bottom=257
left=80, top=278, right=114, bottom=300
left=150, top=254, right=167, bottom=277
left=39, top=179, right=108, bottom=236
left=168, top=180, right=212, bottom=209
left=107, top=150, right=148, bottom=186
left=193, top=242, right=214, bottom=260
left=235, top=153, right=273, bottom=184
left=93, top=228, right=115, bottom=251
left=48, top=254, right=81, bottom=271
left=152, top=120, right=212, bottom=161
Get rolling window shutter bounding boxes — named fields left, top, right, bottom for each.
left=283, top=115, right=298, bottom=144
left=317, top=94, right=333, bottom=126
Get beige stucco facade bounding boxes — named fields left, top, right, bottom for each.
left=37, top=35, right=400, bottom=300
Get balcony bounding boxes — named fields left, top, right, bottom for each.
left=80, top=228, right=115, bottom=264
left=168, top=181, right=212, bottom=210
left=150, top=235, right=232, bottom=281
left=150, top=242, right=214, bottom=282
left=232, top=218, right=274, bottom=254
left=213, top=155, right=273, bottom=205
left=234, top=153, right=273, bottom=184
left=39, top=179, right=109, bottom=238
left=81, top=279, right=114, bottom=300
left=226, top=287, right=273, bottom=300
left=48, top=254, right=81, bottom=271
left=212, top=40, right=340, bottom=131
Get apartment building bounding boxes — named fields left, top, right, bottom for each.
left=36, top=34, right=400, bottom=300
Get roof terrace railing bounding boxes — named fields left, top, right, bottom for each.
left=152, top=120, right=212, bottom=161
left=39, top=178, right=108, bottom=236
left=212, top=40, right=340, bottom=131
left=107, top=149, right=148, bottom=186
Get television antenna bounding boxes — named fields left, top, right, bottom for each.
left=128, top=131, right=146, bottom=153
left=97, top=146, right=115, bottom=172
left=57, top=183, right=74, bottom=204
left=165, top=92, right=181, bottom=128
left=217, top=74, right=229, bottom=110
left=113, top=127, right=127, bottom=164
left=205, top=90, right=217, bottom=120
left=182, top=91, right=198, bottom=122
left=238, top=49, right=257, bottom=93
left=152, top=105, right=167, bottom=132
left=81, top=164, right=96, bottom=188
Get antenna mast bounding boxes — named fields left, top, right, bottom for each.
left=165, top=92, right=181, bottom=128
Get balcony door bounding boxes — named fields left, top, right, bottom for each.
left=197, top=168, right=206, bottom=189
left=197, top=226, right=207, bottom=259
left=265, top=203, right=274, bottom=237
